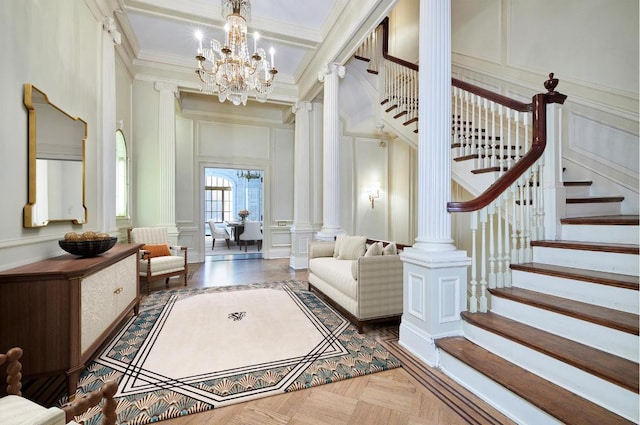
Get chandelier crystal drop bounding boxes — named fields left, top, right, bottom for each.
left=195, top=0, right=277, bottom=106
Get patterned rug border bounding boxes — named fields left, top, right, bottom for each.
left=67, top=280, right=402, bottom=424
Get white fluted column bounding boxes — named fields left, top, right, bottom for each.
left=398, top=0, right=471, bottom=367
left=316, top=63, right=345, bottom=241
left=100, top=17, right=119, bottom=234
left=290, top=101, right=314, bottom=269
left=154, top=81, right=179, bottom=244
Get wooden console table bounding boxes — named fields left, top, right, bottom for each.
left=0, top=243, right=142, bottom=396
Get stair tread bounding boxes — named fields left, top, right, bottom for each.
left=437, top=337, right=635, bottom=425
left=462, top=311, right=639, bottom=392
left=561, top=215, right=639, bottom=225
left=566, top=196, right=624, bottom=203
left=532, top=239, right=639, bottom=255
left=511, top=262, right=639, bottom=289
left=564, top=180, right=593, bottom=186
left=489, top=287, right=639, bottom=335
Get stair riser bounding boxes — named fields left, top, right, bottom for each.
left=462, top=322, right=639, bottom=422
left=491, top=297, right=639, bottom=362
left=532, top=246, right=639, bottom=276
left=561, top=224, right=640, bottom=245
left=565, top=202, right=621, bottom=218
left=565, top=186, right=591, bottom=198
left=438, top=351, right=564, bottom=425
left=511, top=270, right=638, bottom=314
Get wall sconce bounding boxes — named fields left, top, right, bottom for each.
left=368, top=187, right=380, bottom=209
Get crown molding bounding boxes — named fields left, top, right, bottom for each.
left=295, top=0, right=396, bottom=102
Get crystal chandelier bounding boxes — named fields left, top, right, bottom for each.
left=195, top=0, right=277, bottom=106
left=237, top=169, right=262, bottom=180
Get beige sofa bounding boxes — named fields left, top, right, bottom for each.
left=307, top=236, right=405, bottom=333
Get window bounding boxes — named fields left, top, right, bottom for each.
left=205, top=176, right=233, bottom=222
left=115, top=130, right=128, bottom=217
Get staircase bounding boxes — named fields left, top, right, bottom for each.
left=353, top=20, right=640, bottom=425
left=437, top=213, right=639, bottom=424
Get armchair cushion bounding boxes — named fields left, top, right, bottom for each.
left=139, top=256, right=186, bottom=276
left=0, top=395, right=65, bottom=425
left=141, top=243, right=171, bottom=259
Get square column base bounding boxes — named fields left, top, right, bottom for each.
left=399, top=248, right=471, bottom=366
left=290, top=225, right=314, bottom=270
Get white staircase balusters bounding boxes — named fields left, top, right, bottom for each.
left=506, top=109, right=513, bottom=169
left=518, top=176, right=527, bottom=263
left=536, top=160, right=546, bottom=240
left=480, top=208, right=489, bottom=312
left=496, top=193, right=505, bottom=288
left=511, top=182, right=520, bottom=265
left=503, top=191, right=512, bottom=287
left=482, top=98, right=490, bottom=169
left=488, top=202, right=497, bottom=289
left=490, top=101, right=497, bottom=169
left=523, top=170, right=533, bottom=263
left=499, top=105, right=506, bottom=175
left=469, top=210, right=479, bottom=313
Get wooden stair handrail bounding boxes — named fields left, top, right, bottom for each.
left=379, top=17, right=532, bottom=111
left=448, top=89, right=566, bottom=212
left=376, top=17, right=567, bottom=213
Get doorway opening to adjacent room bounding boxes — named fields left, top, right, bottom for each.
left=204, top=167, right=263, bottom=261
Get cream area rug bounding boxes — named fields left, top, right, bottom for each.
left=70, top=280, right=401, bottom=424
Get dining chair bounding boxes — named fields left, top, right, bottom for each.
left=238, top=221, right=263, bottom=252
left=0, top=347, right=118, bottom=425
left=208, top=220, right=231, bottom=249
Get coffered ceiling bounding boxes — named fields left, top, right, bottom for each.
left=112, top=0, right=396, bottom=107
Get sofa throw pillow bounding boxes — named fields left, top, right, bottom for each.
left=141, top=244, right=171, bottom=260
left=333, top=235, right=346, bottom=258
left=364, top=241, right=383, bottom=257
left=382, top=242, right=397, bottom=255
left=337, top=236, right=367, bottom=260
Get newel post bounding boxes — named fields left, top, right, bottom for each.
left=540, top=73, right=568, bottom=240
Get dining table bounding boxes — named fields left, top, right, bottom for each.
left=224, top=221, right=245, bottom=244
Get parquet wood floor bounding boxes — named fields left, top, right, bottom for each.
left=153, top=258, right=514, bottom=425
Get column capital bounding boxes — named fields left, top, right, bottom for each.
left=154, top=81, right=179, bottom=95
left=318, top=62, right=345, bottom=82
left=102, top=17, right=121, bottom=45
left=292, top=101, right=312, bottom=114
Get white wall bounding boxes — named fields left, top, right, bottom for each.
left=0, top=0, right=106, bottom=270
left=389, top=138, right=415, bottom=245
left=388, top=0, right=420, bottom=64
left=451, top=0, right=639, bottom=211
left=354, top=138, right=389, bottom=239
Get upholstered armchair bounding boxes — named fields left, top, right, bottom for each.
left=208, top=220, right=231, bottom=249
left=0, top=347, right=118, bottom=425
left=127, top=227, right=188, bottom=294
left=238, top=221, right=263, bottom=252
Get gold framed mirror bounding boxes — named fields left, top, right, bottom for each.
left=23, top=83, right=87, bottom=228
